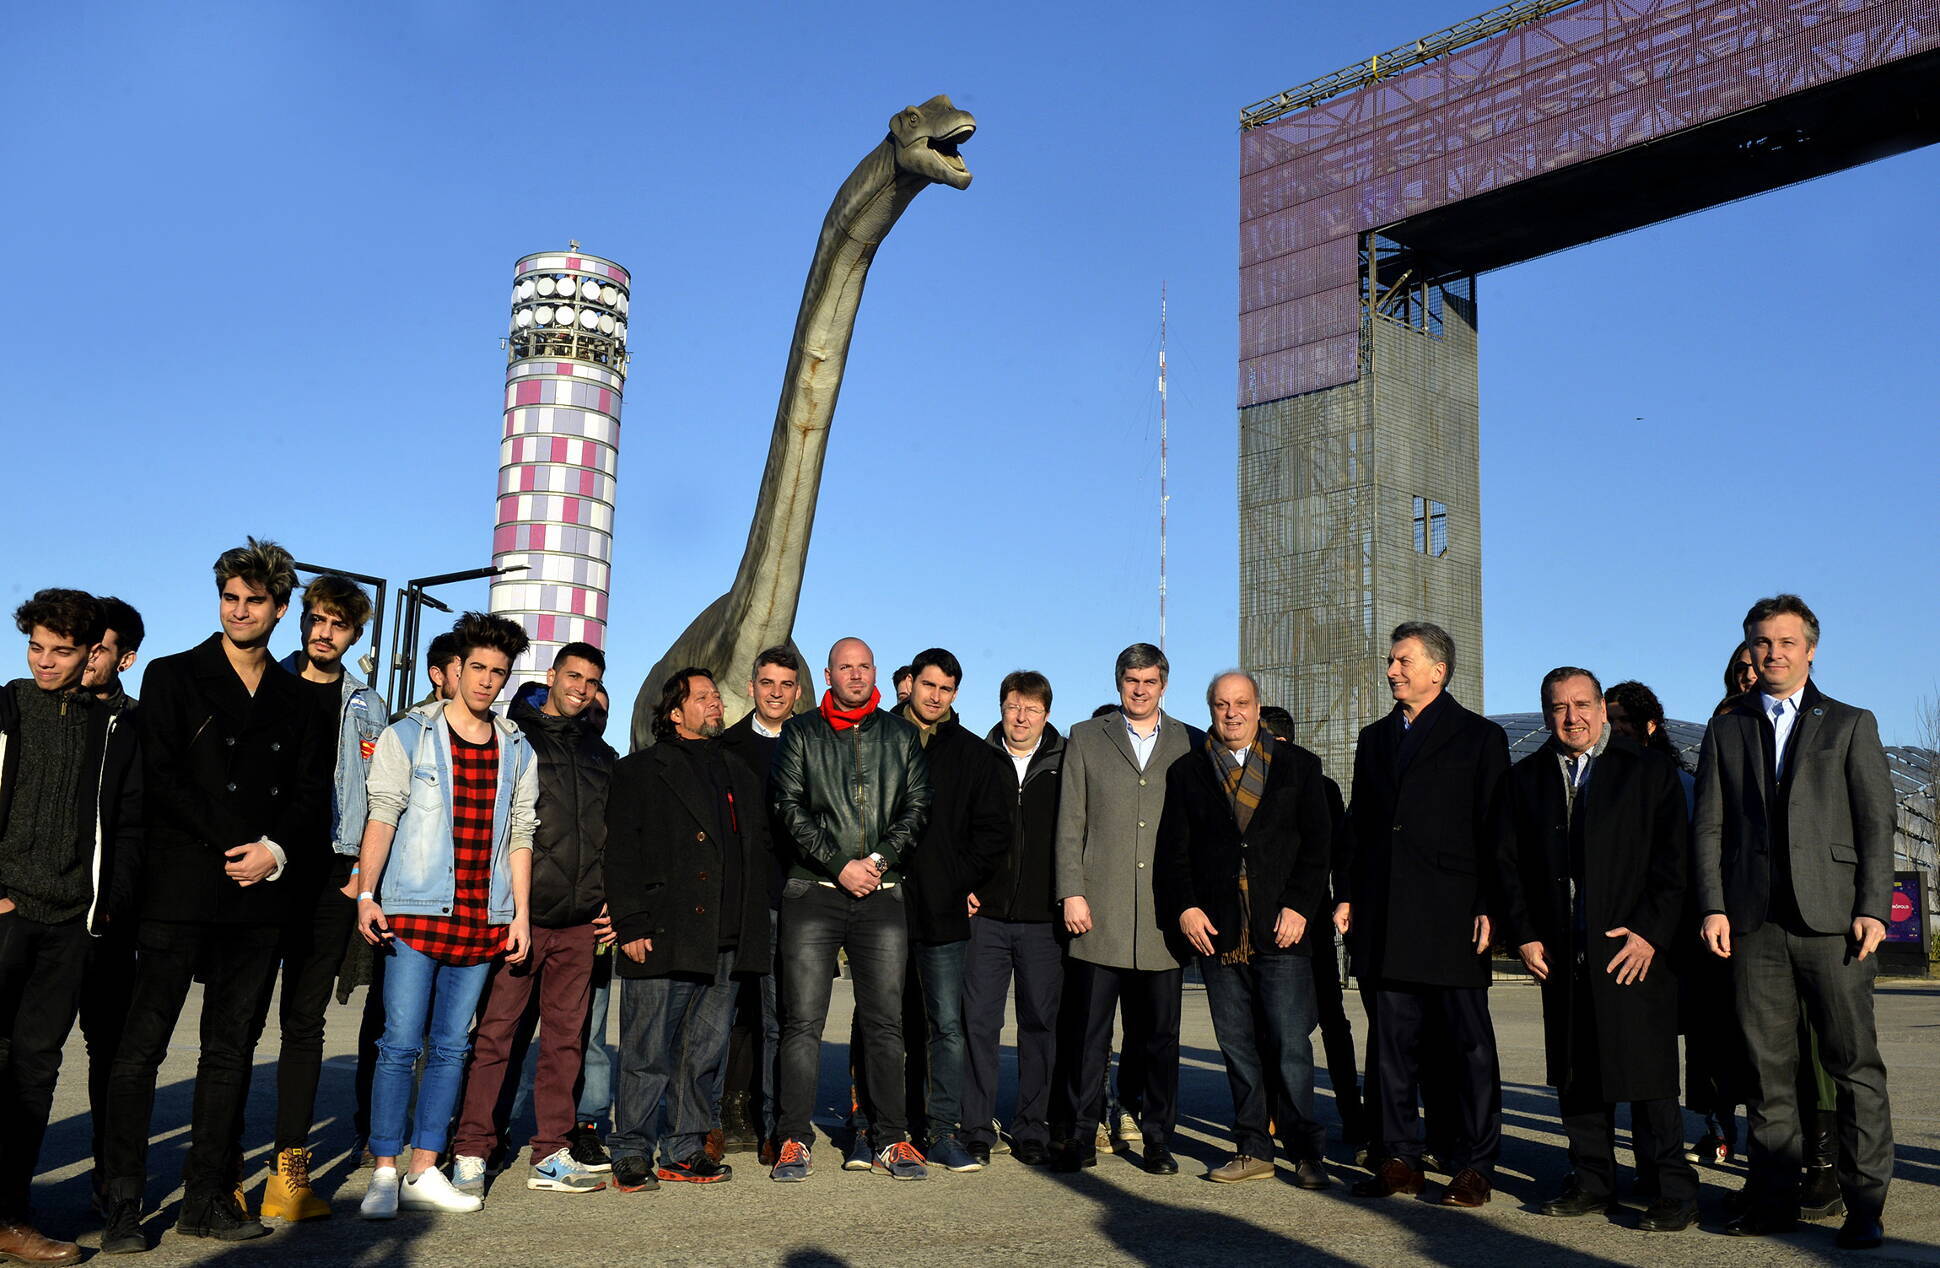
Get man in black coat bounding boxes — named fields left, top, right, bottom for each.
left=101, top=539, right=326, bottom=1252
left=1338, top=620, right=1507, bottom=1209
left=1499, top=667, right=1697, bottom=1231
left=961, top=671, right=1065, bottom=1168
left=865, top=648, right=1008, bottom=1171
left=1157, top=672, right=1332, bottom=1189
left=603, top=668, right=772, bottom=1192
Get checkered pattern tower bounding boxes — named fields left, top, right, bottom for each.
left=490, top=247, right=630, bottom=692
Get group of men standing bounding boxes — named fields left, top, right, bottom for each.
left=0, top=547, right=1901, bottom=1260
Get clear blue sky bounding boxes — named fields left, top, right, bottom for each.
left=7, top=1, right=1936, bottom=756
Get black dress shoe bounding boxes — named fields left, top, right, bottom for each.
left=1292, top=1160, right=1331, bottom=1190
left=1142, top=1145, right=1179, bottom=1175
left=174, top=1192, right=267, bottom=1242
left=100, top=1200, right=145, bottom=1255
left=1014, top=1140, right=1049, bottom=1167
left=1438, top=1167, right=1492, bottom=1208
left=967, top=1141, right=992, bottom=1168
left=1053, top=1144, right=1097, bottom=1173
left=1542, top=1181, right=1615, bottom=1218
left=1724, top=1204, right=1798, bottom=1237
left=1835, top=1213, right=1884, bottom=1250
left=1638, top=1198, right=1699, bottom=1232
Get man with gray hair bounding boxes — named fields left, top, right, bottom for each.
left=1339, top=621, right=1509, bottom=1209
left=1054, top=643, right=1198, bottom=1174
left=1157, top=671, right=1333, bottom=1187
left=1694, top=595, right=1894, bottom=1250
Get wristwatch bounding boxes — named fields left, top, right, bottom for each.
left=867, top=852, right=886, bottom=872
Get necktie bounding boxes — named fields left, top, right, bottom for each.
left=1771, top=700, right=1788, bottom=779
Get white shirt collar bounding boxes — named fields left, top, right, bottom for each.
left=1758, top=689, right=1799, bottom=720
left=750, top=713, right=783, bottom=739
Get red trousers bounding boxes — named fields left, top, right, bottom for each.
left=453, top=923, right=597, bottom=1160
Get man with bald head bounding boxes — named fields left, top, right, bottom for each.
left=768, top=638, right=933, bottom=1181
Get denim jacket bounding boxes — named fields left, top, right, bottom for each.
left=365, top=700, right=538, bottom=923
left=280, top=652, right=388, bottom=856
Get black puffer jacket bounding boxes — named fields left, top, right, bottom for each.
left=511, top=690, right=615, bottom=928
left=771, top=706, right=930, bottom=884
left=900, top=710, right=1010, bottom=944
left=981, top=722, right=1064, bottom=923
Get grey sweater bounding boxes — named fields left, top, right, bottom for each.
left=0, top=681, right=93, bottom=923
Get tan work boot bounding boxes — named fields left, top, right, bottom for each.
left=0, top=1221, right=81, bottom=1265
left=1208, top=1155, right=1275, bottom=1184
left=260, top=1146, right=332, bottom=1221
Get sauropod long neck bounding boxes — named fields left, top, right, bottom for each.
left=721, top=137, right=927, bottom=667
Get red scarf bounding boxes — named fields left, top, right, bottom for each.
left=820, top=687, right=880, bottom=731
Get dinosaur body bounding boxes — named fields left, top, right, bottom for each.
left=629, top=96, right=975, bottom=749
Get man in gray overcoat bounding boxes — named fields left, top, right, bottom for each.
left=1052, top=643, right=1198, bottom=1175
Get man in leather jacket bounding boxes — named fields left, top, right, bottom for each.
left=767, top=637, right=931, bottom=1182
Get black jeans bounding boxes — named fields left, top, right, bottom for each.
left=80, top=923, right=138, bottom=1191
left=1309, top=928, right=1364, bottom=1139
left=259, top=864, right=358, bottom=1155
left=777, top=882, right=909, bottom=1143
left=259, top=860, right=357, bottom=1150
left=104, top=919, right=281, bottom=1203
left=0, top=911, right=92, bottom=1221
left=1063, top=959, right=1182, bottom=1147
left=962, top=918, right=1062, bottom=1149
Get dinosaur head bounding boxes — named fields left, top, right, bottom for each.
left=888, top=95, right=975, bottom=190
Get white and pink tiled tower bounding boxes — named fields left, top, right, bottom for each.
left=490, top=246, right=630, bottom=692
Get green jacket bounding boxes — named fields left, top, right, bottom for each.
left=771, top=707, right=931, bottom=885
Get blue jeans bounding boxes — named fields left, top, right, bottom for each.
left=369, top=939, right=491, bottom=1158
left=578, top=955, right=614, bottom=1123
left=1200, top=951, right=1322, bottom=1162
left=777, top=882, right=909, bottom=1142
left=707, top=910, right=780, bottom=1137
left=916, top=939, right=969, bottom=1136
left=609, top=952, right=735, bottom=1166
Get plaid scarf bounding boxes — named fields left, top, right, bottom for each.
left=1207, top=731, right=1271, bottom=964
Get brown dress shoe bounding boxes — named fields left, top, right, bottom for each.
left=1439, top=1167, right=1492, bottom=1207
left=1352, top=1158, right=1426, bottom=1198
left=0, top=1222, right=82, bottom=1266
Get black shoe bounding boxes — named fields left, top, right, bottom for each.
left=1292, top=1160, right=1331, bottom=1190
left=1835, top=1212, right=1884, bottom=1250
left=1638, top=1199, right=1699, bottom=1232
left=101, top=1200, right=145, bottom=1255
left=1800, top=1166, right=1844, bottom=1220
left=610, top=1156, right=659, bottom=1193
left=1053, top=1144, right=1097, bottom=1173
left=657, top=1154, right=733, bottom=1184
left=1142, top=1144, right=1179, bottom=1176
left=1543, top=1179, right=1615, bottom=1218
left=966, top=1141, right=992, bottom=1168
left=567, top=1122, right=612, bottom=1172
left=1724, top=1203, right=1798, bottom=1237
left=174, top=1192, right=267, bottom=1242
left=1014, top=1139, right=1049, bottom=1167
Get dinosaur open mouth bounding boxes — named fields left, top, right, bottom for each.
left=932, top=124, right=975, bottom=173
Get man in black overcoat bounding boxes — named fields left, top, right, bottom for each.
left=1337, top=621, right=1507, bottom=1209
left=1499, top=667, right=1697, bottom=1231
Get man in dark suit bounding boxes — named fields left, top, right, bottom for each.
left=1338, top=621, right=1507, bottom=1208
left=1157, top=672, right=1332, bottom=1189
left=100, top=538, right=326, bottom=1252
left=1694, top=594, right=1895, bottom=1250
left=1500, top=667, right=1698, bottom=1231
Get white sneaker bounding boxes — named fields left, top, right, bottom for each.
left=399, top=1165, right=483, bottom=1213
left=451, top=1154, right=486, bottom=1196
left=528, top=1146, right=606, bottom=1193
left=360, top=1166, right=400, bottom=1220
left=1111, top=1110, right=1142, bottom=1147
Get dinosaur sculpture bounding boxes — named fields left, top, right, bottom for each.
left=629, top=95, right=976, bottom=750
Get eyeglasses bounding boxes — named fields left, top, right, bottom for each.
left=1002, top=703, right=1046, bottom=718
